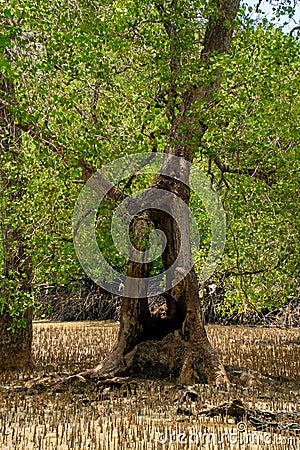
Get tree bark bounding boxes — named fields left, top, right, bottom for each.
left=0, top=309, right=33, bottom=371
left=0, top=75, right=33, bottom=371
left=82, top=0, right=240, bottom=385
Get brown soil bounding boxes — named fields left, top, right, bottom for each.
left=0, top=322, right=299, bottom=449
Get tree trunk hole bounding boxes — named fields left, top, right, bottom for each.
left=84, top=288, right=229, bottom=386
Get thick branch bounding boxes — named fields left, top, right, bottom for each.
left=154, top=2, right=181, bottom=122
left=0, top=103, right=125, bottom=202
left=0, top=89, right=126, bottom=202
left=201, top=1, right=240, bottom=59
left=183, top=0, right=241, bottom=109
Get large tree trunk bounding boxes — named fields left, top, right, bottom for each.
left=0, top=309, right=33, bottom=371
left=0, top=75, right=33, bottom=371
left=0, top=226, right=33, bottom=371
left=87, top=154, right=228, bottom=385
left=82, top=0, right=240, bottom=385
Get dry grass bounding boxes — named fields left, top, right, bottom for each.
left=0, top=322, right=299, bottom=449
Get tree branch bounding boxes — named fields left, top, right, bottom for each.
left=255, top=0, right=263, bottom=12
left=1, top=86, right=126, bottom=203
left=290, top=25, right=300, bottom=37
left=154, top=1, right=181, bottom=123
left=213, top=156, right=276, bottom=184
left=2, top=108, right=126, bottom=203
left=228, top=251, right=293, bottom=277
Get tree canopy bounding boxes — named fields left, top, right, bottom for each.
left=1, top=0, right=299, bottom=329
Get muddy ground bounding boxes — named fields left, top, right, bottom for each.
left=0, top=322, right=299, bottom=449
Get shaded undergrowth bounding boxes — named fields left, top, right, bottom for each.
left=37, top=284, right=300, bottom=327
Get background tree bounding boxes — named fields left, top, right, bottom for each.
left=0, top=74, right=34, bottom=369
left=199, top=24, right=300, bottom=318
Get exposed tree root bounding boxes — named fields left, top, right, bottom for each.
left=196, top=399, right=300, bottom=433
left=78, top=332, right=230, bottom=386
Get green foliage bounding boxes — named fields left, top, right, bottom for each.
left=197, top=25, right=300, bottom=312
left=0, top=0, right=299, bottom=327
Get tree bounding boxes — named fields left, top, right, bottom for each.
left=0, top=75, right=33, bottom=370
left=77, top=0, right=240, bottom=385
left=1, top=0, right=298, bottom=378
left=80, top=1, right=299, bottom=383
left=0, top=6, right=76, bottom=369
left=199, top=24, right=300, bottom=317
